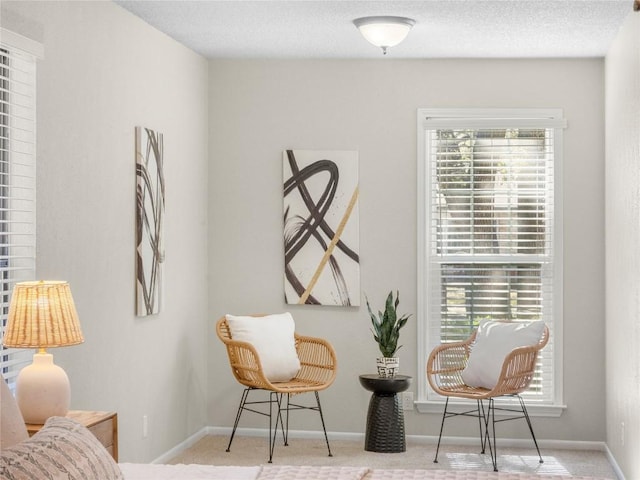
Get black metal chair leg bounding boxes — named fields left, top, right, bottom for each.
left=230, top=389, right=333, bottom=463
left=488, top=398, right=498, bottom=472
left=518, top=395, right=543, bottom=464
left=226, top=388, right=250, bottom=453
left=479, top=399, right=494, bottom=463
left=477, top=400, right=486, bottom=454
left=433, top=397, right=449, bottom=463
left=283, top=393, right=290, bottom=446
left=315, top=391, right=333, bottom=457
left=268, top=392, right=283, bottom=463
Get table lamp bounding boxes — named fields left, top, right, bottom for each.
left=2, top=281, right=84, bottom=423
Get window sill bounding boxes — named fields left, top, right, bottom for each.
left=415, top=399, right=567, bottom=417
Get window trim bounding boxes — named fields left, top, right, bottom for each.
left=0, top=29, right=40, bottom=389
left=416, top=108, right=566, bottom=416
left=0, top=29, right=44, bottom=59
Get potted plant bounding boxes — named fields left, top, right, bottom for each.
left=366, top=290, right=411, bottom=378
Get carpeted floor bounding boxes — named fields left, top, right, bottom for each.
left=167, top=435, right=618, bottom=479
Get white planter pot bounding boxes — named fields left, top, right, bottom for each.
left=376, top=357, right=399, bottom=378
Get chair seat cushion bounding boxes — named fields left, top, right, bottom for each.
left=461, top=320, right=545, bottom=389
left=225, top=313, right=301, bottom=382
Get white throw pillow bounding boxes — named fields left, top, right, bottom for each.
left=461, top=320, right=545, bottom=389
left=225, top=313, right=301, bottom=383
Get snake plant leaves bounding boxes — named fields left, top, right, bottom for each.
left=366, top=290, right=411, bottom=358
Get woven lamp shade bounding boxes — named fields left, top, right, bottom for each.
left=4, top=281, right=84, bottom=349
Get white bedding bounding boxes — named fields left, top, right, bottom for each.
left=119, top=463, right=262, bottom=479
left=260, top=465, right=371, bottom=480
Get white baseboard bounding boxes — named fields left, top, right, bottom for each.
left=602, top=442, right=626, bottom=480
left=151, top=427, right=209, bottom=464
left=206, top=426, right=365, bottom=442
left=208, top=426, right=606, bottom=451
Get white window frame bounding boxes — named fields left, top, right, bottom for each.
left=416, top=108, right=566, bottom=417
left=0, top=28, right=41, bottom=389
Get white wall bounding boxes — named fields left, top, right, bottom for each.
left=208, top=59, right=606, bottom=441
left=605, top=10, right=640, bottom=480
left=1, top=1, right=209, bottom=462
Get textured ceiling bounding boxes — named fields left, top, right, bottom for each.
left=114, top=0, right=633, bottom=59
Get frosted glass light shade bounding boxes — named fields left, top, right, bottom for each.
left=353, top=16, right=416, bottom=54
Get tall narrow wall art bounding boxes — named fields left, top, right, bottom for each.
left=135, top=126, right=165, bottom=316
left=283, top=150, right=360, bottom=306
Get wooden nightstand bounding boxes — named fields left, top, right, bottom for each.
left=26, top=410, right=118, bottom=461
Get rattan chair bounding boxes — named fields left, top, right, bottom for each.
left=216, top=314, right=337, bottom=463
left=426, top=323, right=549, bottom=471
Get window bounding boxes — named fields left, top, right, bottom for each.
left=0, top=30, right=40, bottom=388
left=416, top=109, right=565, bottom=414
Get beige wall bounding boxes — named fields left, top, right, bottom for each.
left=1, top=1, right=210, bottom=463
left=605, top=10, right=640, bottom=480
left=208, top=59, right=606, bottom=441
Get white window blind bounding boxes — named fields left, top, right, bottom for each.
left=0, top=34, right=38, bottom=386
left=417, top=109, right=564, bottom=410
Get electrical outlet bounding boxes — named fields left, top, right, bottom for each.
left=401, top=391, right=414, bottom=411
left=143, top=415, right=148, bottom=438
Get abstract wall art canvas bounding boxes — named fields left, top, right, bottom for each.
left=135, top=126, right=165, bottom=316
left=283, top=149, right=360, bottom=306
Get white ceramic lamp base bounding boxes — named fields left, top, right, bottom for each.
left=16, top=352, right=70, bottom=424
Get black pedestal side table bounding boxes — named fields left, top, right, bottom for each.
left=358, top=374, right=412, bottom=453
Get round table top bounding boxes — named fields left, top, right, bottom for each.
left=359, top=374, right=412, bottom=394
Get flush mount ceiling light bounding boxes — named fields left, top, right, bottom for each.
left=353, top=16, right=416, bottom=55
